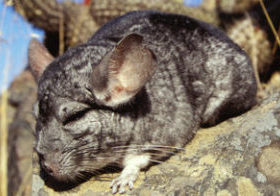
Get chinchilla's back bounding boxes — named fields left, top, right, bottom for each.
left=89, top=10, right=257, bottom=126
left=36, top=11, right=256, bottom=151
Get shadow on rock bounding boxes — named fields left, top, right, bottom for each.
left=40, top=165, right=122, bottom=192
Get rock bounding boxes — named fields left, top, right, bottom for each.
left=236, top=177, right=260, bottom=196
left=257, top=143, right=280, bottom=184
left=32, top=174, right=45, bottom=194
left=5, top=67, right=280, bottom=195
left=7, top=70, right=37, bottom=196
left=5, top=61, right=280, bottom=196
left=29, top=91, right=280, bottom=195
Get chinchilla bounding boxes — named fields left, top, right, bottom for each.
left=28, top=10, right=257, bottom=194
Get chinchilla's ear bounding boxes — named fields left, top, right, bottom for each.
left=28, top=39, right=54, bottom=82
left=92, top=33, right=157, bottom=107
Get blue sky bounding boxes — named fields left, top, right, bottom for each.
left=0, top=1, right=44, bottom=92
left=184, top=0, right=203, bottom=7
left=0, top=0, right=202, bottom=93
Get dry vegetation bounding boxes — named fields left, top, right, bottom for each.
left=0, top=90, right=8, bottom=196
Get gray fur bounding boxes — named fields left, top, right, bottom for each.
left=33, top=11, right=256, bottom=183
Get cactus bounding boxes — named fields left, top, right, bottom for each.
left=89, top=0, right=219, bottom=26
left=226, top=15, right=273, bottom=75
left=14, top=0, right=219, bottom=47
left=219, top=0, right=259, bottom=13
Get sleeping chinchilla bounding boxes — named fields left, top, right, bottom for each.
left=28, top=10, right=257, bottom=194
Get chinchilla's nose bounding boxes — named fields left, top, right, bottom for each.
left=42, top=160, right=54, bottom=175
left=41, top=159, right=60, bottom=177
left=39, top=150, right=62, bottom=177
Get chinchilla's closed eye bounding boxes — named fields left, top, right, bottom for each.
left=62, top=108, right=91, bottom=125
left=55, top=101, right=92, bottom=125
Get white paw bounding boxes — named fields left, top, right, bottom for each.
left=110, top=165, right=139, bottom=194
left=110, top=173, right=136, bottom=194
left=110, top=154, right=150, bottom=194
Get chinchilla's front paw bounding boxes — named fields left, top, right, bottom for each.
left=111, top=154, right=150, bottom=194
left=110, top=166, right=138, bottom=194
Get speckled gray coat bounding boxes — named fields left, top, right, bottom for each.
left=32, top=11, right=256, bottom=186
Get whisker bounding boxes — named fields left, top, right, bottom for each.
left=75, top=173, right=87, bottom=181
left=113, top=148, right=177, bottom=155
left=60, top=150, right=75, bottom=165
left=91, top=174, right=113, bottom=182
left=148, top=153, right=173, bottom=157
left=113, top=149, right=137, bottom=153
left=76, top=145, right=99, bottom=151
left=112, top=144, right=185, bottom=151
left=62, top=139, right=77, bottom=152
left=62, top=147, right=76, bottom=154
left=60, top=165, right=76, bottom=170
left=149, top=159, right=164, bottom=164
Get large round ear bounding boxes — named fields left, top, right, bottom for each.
left=92, top=34, right=157, bottom=108
left=28, top=39, right=54, bottom=82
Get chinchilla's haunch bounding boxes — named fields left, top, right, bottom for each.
left=29, top=10, right=257, bottom=194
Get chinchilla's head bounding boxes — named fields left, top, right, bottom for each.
left=28, top=34, right=157, bottom=181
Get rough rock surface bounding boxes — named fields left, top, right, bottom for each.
left=5, top=68, right=280, bottom=195
left=7, top=71, right=37, bottom=196
left=6, top=67, right=280, bottom=196
left=29, top=90, right=280, bottom=195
